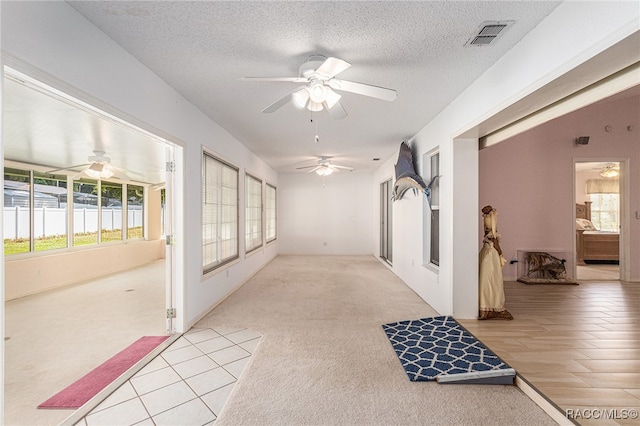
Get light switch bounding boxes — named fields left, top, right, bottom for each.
left=636, top=211, right=640, bottom=219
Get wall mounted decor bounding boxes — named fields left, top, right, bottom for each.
left=392, top=141, right=439, bottom=208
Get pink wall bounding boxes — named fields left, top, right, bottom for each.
left=479, top=93, right=639, bottom=281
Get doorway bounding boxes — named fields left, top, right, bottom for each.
left=574, top=161, right=622, bottom=281
left=2, top=66, right=183, bottom=424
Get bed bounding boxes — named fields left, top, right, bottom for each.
left=576, top=201, right=619, bottom=264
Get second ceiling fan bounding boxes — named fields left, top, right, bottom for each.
left=296, top=156, right=353, bottom=176
left=47, top=150, right=132, bottom=181
left=241, top=55, right=397, bottom=119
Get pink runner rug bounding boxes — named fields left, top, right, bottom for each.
left=38, top=335, right=169, bottom=409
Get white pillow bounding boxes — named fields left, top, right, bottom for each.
left=576, top=218, right=597, bottom=231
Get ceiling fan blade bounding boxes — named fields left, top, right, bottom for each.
left=240, top=77, right=307, bottom=83
left=328, top=79, right=397, bottom=101
left=332, top=164, right=353, bottom=171
left=296, top=165, right=317, bottom=170
left=107, top=164, right=131, bottom=181
left=315, top=57, right=351, bottom=79
left=262, top=89, right=299, bottom=113
left=306, top=166, right=321, bottom=174
left=324, top=101, right=348, bottom=120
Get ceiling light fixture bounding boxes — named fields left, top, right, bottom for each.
left=293, top=81, right=342, bottom=112
left=600, top=164, right=619, bottom=178
left=324, top=89, right=341, bottom=109
left=308, top=81, right=327, bottom=103
left=83, top=163, right=114, bottom=180
left=307, top=100, right=324, bottom=112
left=315, top=165, right=334, bottom=176
left=292, top=88, right=309, bottom=108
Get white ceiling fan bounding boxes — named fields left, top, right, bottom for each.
left=296, top=156, right=354, bottom=176
left=47, top=150, right=131, bottom=180
left=241, top=55, right=397, bottom=119
left=599, top=163, right=619, bottom=178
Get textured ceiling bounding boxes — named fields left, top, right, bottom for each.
left=5, top=1, right=564, bottom=181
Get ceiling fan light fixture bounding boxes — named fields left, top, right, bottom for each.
left=600, top=164, right=619, bottom=178
left=307, top=100, right=323, bottom=112
left=308, top=81, right=328, bottom=103
left=245, top=55, right=396, bottom=118
left=316, top=166, right=333, bottom=176
left=292, top=88, right=310, bottom=109
left=324, top=89, right=341, bottom=109
left=84, top=162, right=114, bottom=180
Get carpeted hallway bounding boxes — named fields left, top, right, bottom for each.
left=196, top=255, right=555, bottom=425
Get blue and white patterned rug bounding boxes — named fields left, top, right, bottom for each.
left=382, top=316, right=514, bottom=383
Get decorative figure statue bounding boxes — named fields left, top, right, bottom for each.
left=478, top=205, right=513, bottom=320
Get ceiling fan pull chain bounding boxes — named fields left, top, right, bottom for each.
left=310, top=114, right=320, bottom=143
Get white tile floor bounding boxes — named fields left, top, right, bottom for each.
left=72, top=327, right=261, bottom=426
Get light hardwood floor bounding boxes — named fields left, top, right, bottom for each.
left=459, top=279, right=639, bottom=426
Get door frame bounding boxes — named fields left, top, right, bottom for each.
left=573, top=158, right=629, bottom=281
left=1, top=59, right=186, bottom=333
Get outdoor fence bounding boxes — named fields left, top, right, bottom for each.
left=3, top=207, right=143, bottom=239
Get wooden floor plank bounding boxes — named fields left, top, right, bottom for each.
left=458, top=279, right=640, bottom=426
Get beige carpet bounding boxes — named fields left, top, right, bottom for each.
left=195, top=255, right=556, bottom=426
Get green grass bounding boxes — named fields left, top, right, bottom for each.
left=4, top=238, right=30, bottom=255
left=4, top=227, right=143, bottom=255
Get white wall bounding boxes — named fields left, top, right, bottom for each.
left=279, top=171, right=373, bottom=255
left=373, top=2, right=640, bottom=318
left=0, top=2, right=278, bottom=329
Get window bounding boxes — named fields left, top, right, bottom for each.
left=127, top=184, right=144, bottom=239
left=245, top=174, right=263, bottom=253
left=101, top=181, right=123, bottom=243
left=423, top=150, right=439, bottom=267
left=73, top=179, right=99, bottom=246
left=265, top=183, right=277, bottom=242
left=589, top=193, right=619, bottom=232
left=380, top=179, right=393, bottom=264
left=202, top=151, right=239, bottom=273
left=4, top=165, right=144, bottom=255
left=4, top=167, right=32, bottom=254
left=34, top=172, right=69, bottom=252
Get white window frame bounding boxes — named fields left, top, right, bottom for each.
left=3, top=163, right=145, bottom=257
left=380, top=178, right=393, bottom=264
left=265, top=183, right=277, bottom=243
left=244, top=172, right=263, bottom=254
left=589, top=193, right=619, bottom=232
left=202, top=150, right=239, bottom=274
left=423, top=149, right=440, bottom=269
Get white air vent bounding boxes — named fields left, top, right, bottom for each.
left=465, top=21, right=514, bottom=47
